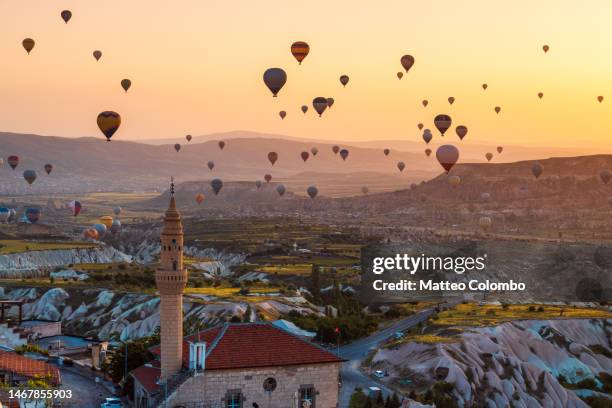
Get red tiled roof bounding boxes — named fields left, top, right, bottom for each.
left=0, top=350, right=61, bottom=385
left=150, top=323, right=343, bottom=371
left=131, top=362, right=161, bottom=394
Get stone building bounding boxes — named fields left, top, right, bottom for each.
left=131, top=182, right=344, bottom=408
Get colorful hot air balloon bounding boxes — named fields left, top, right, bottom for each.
left=121, top=79, right=131, bottom=92
left=264, top=174, right=272, bottom=183
left=598, top=96, right=604, bottom=103
left=186, top=135, right=192, bottom=142
left=291, top=41, right=309, bottom=64
left=99, top=216, right=113, bottom=229
left=196, top=193, right=205, bottom=204
left=434, top=114, right=452, bottom=136
left=479, top=216, right=492, bottom=232
left=311, top=147, right=318, bottom=156
left=26, top=208, right=41, bottom=224
left=448, top=97, right=455, bottom=105
left=276, top=184, right=286, bottom=196
left=538, top=92, right=544, bottom=99
left=97, top=111, right=121, bottom=141
left=93, top=223, right=107, bottom=235
left=497, top=146, right=503, bottom=154
left=113, top=206, right=121, bottom=216
left=174, top=143, right=181, bottom=152
left=7, top=156, right=19, bottom=171
left=61, top=10, right=72, bottom=23
left=22, top=38, right=35, bottom=54
left=400, top=55, right=415, bottom=72
left=422, top=129, right=432, bottom=144
left=340, top=75, right=349, bottom=87
left=339, top=149, right=349, bottom=161
left=332, top=145, right=340, bottom=154
left=417, top=123, right=424, bottom=130
left=482, top=83, right=488, bottom=90
left=448, top=175, right=461, bottom=186
left=455, top=126, right=468, bottom=140
left=207, top=161, right=215, bottom=170
left=425, top=148, right=432, bottom=157
left=44, top=164, right=53, bottom=175
left=326, top=98, right=335, bottom=108
left=307, top=186, right=318, bottom=199
left=397, top=162, right=405, bottom=172
left=300, top=151, right=310, bottom=162
left=93, top=50, right=102, bottom=61
left=23, top=170, right=37, bottom=185
left=313, top=97, right=328, bottom=117
left=218, top=141, right=226, bottom=150
left=494, top=106, right=501, bottom=114
left=110, top=219, right=122, bottom=234
left=542, top=45, right=549, bottom=53
left=422, top=100, right=428, bottom=107
left=69, top=200, right=82, bottom=216
left=383, top=149, right=390, bottom=156
left=301, top=105, right=308, bottom=114
left=255, top=180, right=262, bottom=189
left=361, top=186, right=369, bottom=195
left=211, top=178, right=223, bottom=195
left=600, top=169, right=611, bottom=185
left=84, top=227, right=99, bottom=240
left=279, top=110, right=287, bottom=120
left=436, top=145, right=459, bottom=173
left=532, top=162, right=543, bottom=179
left=268, top=152, right=278, bottom=165
left=396, top=72, right=403, bottom=80
left=263, top=68, right=287, bottom=97
left=485, top=152, right=493, bottom=162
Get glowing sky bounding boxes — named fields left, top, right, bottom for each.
left=0, top=1, right=610, bottom=149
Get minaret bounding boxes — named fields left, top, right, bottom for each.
left=155, top=178, right=188, bottom=380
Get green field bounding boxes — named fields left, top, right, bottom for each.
left=0, top=240, right=97, bottom=255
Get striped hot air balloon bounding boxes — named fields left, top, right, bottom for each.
left=291, top=41, right=310, bottom=64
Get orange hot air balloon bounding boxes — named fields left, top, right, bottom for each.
left=422, top=99, right=428, bottom=107
left=597, top=96, right=604, bottom=103
left=291, top=41, right=309, bottom=64
left=268, top=152, right=278, bottom=165
left=417, top=123, right=424, bottom=130
left=22, top=38, right=35, bottom=54
left=397, top=72, right=403, bottom=80
left=340, top=75, right=349, bottom=87
left=448, top=97, right=455, bottom=105
left=494, top=106, right=501, bottom=114
left=455, top=125, right=468, bottom=140
left=301, top=151, right=310, bottom=162
left=84, top=228, right=99, bottom=240
left=425, top=148, right=432, bottom=157
left=482, top=83, right=488, bottom=90
left=279, top=110, right=287, bottom=120
left=97, top=111, right=121, bottom=142
left=264, top=174, right=272, bottom=183
left=397, top=162, right=405, bottom=172
left=332, top=145, right=340, bottom=154
left=538, top=92, right=544, bottom=99
left=99, top=216, right=113, bottom=229
left=436, top=145, right=459, bottom=173
left=195, top=193, right=205, bottom=204
left=542, top=44, right=549, bottom=53
left=218, top=141, right=225, bottom=150
left=485, top=152, right=493, bottom=162
left=400, top=55, right=415, bottom=72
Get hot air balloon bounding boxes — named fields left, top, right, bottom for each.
left=339, top=149, right=349, bottom=161
left=497, top=146, right=503, bottom=154
left=23, top=170, right=37, bottom=185
left=276, top=184, right=286, bottom=196
left=482, top=83, right=488, bottom=90
left=485, top=152, right=493, bottom=162
left=25, top=208, right=40, bottom=224
left=93, top=50, right=102, bottom=61
left=263, top=68, right=287, bottom=97
left=422, top=100, right=428, bottom=107
left=455, top=126, right=468, bottom=140
left=211, top=178, right=223, bottom=195
left=422, top=129, right=432, bottom=144
left=264, top=174, right=272, bottom=183
left=481, top=192, right=491, bottom=202
left=448, top=97, right=455, bottom=105
left=434, top=114, right=452, bottom=136
left=332, top=146, right=340, bottom=154
left=22, top=38, right=35, bottom=54
left=307, top=186, right=318, bottom=199
left=538, top=92, right=544, bottom=99
left=113, top=206, right=121, bottom=216
left=340, top=75, right=349, bottom=87
left=207, top=161, right=215, bottom=170
left=326, top=98, right=335, bottom=108
left=255, top=180, right=262, bottom=189
left=425, top=148, right=432, bottom=157
left=397, top=162, right=405, bottom=172
left=121, top=79, right=131, bottom=92
left=97, top=111, right=121, bottom=141
left=417, top=123, right=424, bottom=130
left=396, top=72, right=403, bottom=80
left=383, top=149, right=390, bottom=156
left=494, top=106, right=501, bottom=114
left=110, top=219, right=122, bottom=234
left=600, top=169, right=611, bottom=185
left=532, top=162, right=543, bottom=179
left=479, top=216, right=492, bottom=232
left=84, top=228, right=99, bottom=240
left=301, top=105, right=308, bottom=114
left=61, top=10, right=72, bottom=23
left=448, top=175, right=461, bottom=186
left=598, top=96, right=604, bottom=103
left=291, top=41, right=309, bottom=64
left=100, top=216, right=113, bottom=229
left=542, top=45, right=549, bottom=53
left=300, top=152, right=310, bottom=162
left=400, top=55, right=415, bottom=72
left=44, top=164, right=53, bottom=175
left=268, top=152, right=278, bottom=165
left=218, top=141, right=226, bottom=150
left=7, top=156, right=19, bottom=171
left=186, top=135, right=192, bottom=142
left=361, top=186, right=369, bottom=194
left=69, top=201, right=82, bottom=216
left=436, top=145, right=459, bottom=173
left=311, top=147, right=318, bottom=156
left=196, top=193, right=205, bottom=204
left=279, top=110, right=287, bottom=120
left=93, top=223, right=107, bottom=235
left=174, top=143, right=181, bottom=152
left=313, top=97, right=328, bottom=117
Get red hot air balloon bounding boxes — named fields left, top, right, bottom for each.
left=300, top=151, right=310, bottom=162
left=196, top=193, right=205, bottom=204
left=7, top=156, right=19, bottom=171
left=340, top=75, right=349, bottom=87
left=263, top=68, right=287, bottom=97
left=313, top=97, right=328, bottom=117
left=332, top=145, right=340, bottom=154
left=279, top=110, right=287, bottom=119
left=291, top=41, right=309, bottom=64
left=218, top=141, right=225, bottom=150
left=417, top=123, right=424, bottom=130
left=397, top=162, right=405, bottom=172
left=436, top=145, right=460, bottom=173
left=455, top=125, right=468, bottom=140
left=186, top=134, right=192, bottom=142
left=434, top=114, right=452, bottom=136
left=425, top=148, right=432, bottom=157
left=264, top=174, right=272, bottom=183
left=400, top=55, right=415, bottom=72
left=69, top=200, right=82, bottom=216
left=422, top=99, right=428, bottom=107
left=268, top=152, right=278, bottom=165
left=339, top=149, right=349, bottom=161
left=44, top=164, right=53, bottom=175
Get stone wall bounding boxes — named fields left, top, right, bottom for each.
left=168, top=362, right=341, bottom=408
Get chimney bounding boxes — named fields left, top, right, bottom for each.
left=188, top=341, right=206, bottom=374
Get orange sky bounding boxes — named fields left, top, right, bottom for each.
left=0, top=1, right=611, bottom=150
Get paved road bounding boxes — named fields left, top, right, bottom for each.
left=338, top=309, right=433, bottom=407
left=57, top=366, right=118, bottom=408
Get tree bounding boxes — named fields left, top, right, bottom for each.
left=310, top=264, right=321, bottom=295
left=244, top=304, right=252, bottom=322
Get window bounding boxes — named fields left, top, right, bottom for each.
left=172, top=260, right=177, bottom=271
left=299, top=386, right=315, bottom=408
left=226, top=390, right=242, bottom=408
